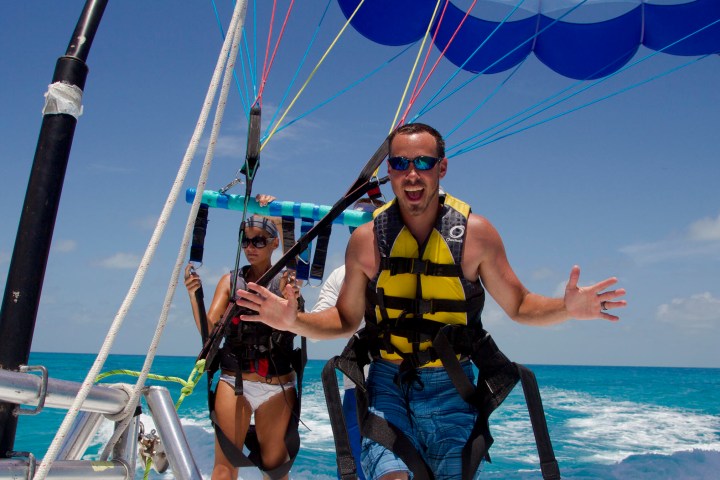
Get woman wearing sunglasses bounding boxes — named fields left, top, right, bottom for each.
left=185, top=208, right=301, bottom=480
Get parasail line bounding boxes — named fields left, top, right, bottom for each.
left=210, top=0, right=251, bottom=116
left=397, top=0, right=455, bottom=126
left=241, top=28, right=254, bottom=107
left=271, top=43, right=415, bottom=139
left=412, top=0, right=587, bottom=121
left=255, top=0, right=278, bottom=106
left=450, top=14, right=720, bottom=156
left=389, top=0, right=444, bottom=132
left=445, top=58, right=526, bottom=139
left=453, top=52, right=714, bottom=157
left=400, top=0, right=480, bottom=126
left=256, top=0, right=297, bottom=104
left=262, top=0, right=333, bottom=143
left=259, top=0, right=368, bottom=151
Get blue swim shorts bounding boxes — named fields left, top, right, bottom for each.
left=360, top=359, right=478, bottom=480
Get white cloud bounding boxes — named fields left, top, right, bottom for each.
left=480, top=303, right=506, bottom=328
left=552, top=279, right=567, bottom=297
left=531, top=267, right=555, bottom=281
left=52, top=239, right=77, bottom=253
left=134, top=215, right=160, bottom=230
left=656, top=292, right=720, bottom=331
left=688, top=213, right=720, bottom=241
left=96, top=253, right=141, bottom=269
left=620, top=212, right=720, bottom=264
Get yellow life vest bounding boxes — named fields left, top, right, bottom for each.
left=365, top=193, right=485, bottom=366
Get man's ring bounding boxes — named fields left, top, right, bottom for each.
left=601, top=301, right=607, bottom=311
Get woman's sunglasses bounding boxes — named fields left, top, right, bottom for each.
left=387, top=155, right=439, bottom=171
left=241, top=236, right=272, bottom=248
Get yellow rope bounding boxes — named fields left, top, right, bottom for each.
left=260, top=0, right=368, bottom=151
left=96, top=360, right=207, bottom=476
left=95, top=359, right=206, bottom=409
left=388, top=0, right=444, bottom=133
left=364, top=0, right=446, bottom=183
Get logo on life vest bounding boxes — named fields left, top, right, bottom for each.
left=446, top=225, right=465, bottom=242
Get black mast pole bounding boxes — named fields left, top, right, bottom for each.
left=0, top=0, right=109, bottom=457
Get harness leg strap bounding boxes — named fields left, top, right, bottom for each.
left=322, top=356, right=361, bottom=480
left=517, top=364, right=561, bottom=480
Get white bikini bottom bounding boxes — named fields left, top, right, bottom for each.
left=220, top=374, right=295, bottom=412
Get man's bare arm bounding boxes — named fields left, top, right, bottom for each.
left=236, top=224, right=373, bottom=338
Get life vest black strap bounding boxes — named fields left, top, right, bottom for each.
left=374, top=294, right=469, bottom=315
left=380, top=257, right=462, bottom=277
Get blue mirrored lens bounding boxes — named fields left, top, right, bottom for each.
left=388, top=156, right=438, bottom=171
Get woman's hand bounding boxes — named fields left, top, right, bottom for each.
left=255, top=193, right=276, bottom=207
left=184, top=263, right=202, bottom=295
left=280, top=269, right=301, bottom=300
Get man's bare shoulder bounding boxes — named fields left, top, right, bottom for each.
left=467, top=212, right=499, bottom=236
left=346, top=222, right=379, bottom=279
left=465, top=213, right=504, bottom=255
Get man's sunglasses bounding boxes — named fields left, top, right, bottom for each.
left=387, top=155, right=440, bottom=171
left=241, top=236, right=272, bottom=249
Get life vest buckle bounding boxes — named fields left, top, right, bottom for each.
left=411, top=298, right=434, bottom=315
left=410, top=259, right=428, bottom=275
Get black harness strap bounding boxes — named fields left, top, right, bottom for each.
left=322, top=340, right=366, bottom=480
left=198, top=139, right=389, bottom=371
left=517, top=364, right=561, bottom=480
left=310, top=221, right=333, bottom=281
left=322, top=326, right=562, bottom=480
left=189, top=203, right=211, bottom=345
left=211, top=336, right=307, bottom=479
left=323, top=333, right=435, bottom=480
left=281, top=217, right=297, bottom=269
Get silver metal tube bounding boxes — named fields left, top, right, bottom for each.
left=56, top=411, right=105, bottom=460
left=143, top=386, right=202, bottom=480
left=0, top=459, right=129, bottom=479
left=0, top=368, right=128, bottom=415
left=111, top=415, right=140, bottom=476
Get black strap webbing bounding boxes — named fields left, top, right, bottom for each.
left=310, top=222, right=333, bottom=281
left=378, top=295, right=469, bottom=314
left=190, top=204, right=211, bottom=346
left=322, top=356, right=361, bottom=480
left=380, top=257, right=462, bottom=277
left=517, top=364, right=561, bottom=480
left=210, top=340, right=307, bottom=479
left=197, top=139, right=388, bottom=374
left=281, top=217, right=297, bottom=269
left=323, top=327, right=561, bottom=480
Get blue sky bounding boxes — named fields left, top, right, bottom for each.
left=1, top=1, right=719, bottom=368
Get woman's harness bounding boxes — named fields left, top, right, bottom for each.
left=208, top=267, right=306, bottom=479
left=321, top=195, right=561, bottom=480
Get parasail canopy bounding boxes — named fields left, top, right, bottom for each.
left=337, top=0, right=720, bottom=80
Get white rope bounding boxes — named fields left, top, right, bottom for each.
left=100, top=0, right=249, bottom=459
left=32, top=1, right=249, bottom=478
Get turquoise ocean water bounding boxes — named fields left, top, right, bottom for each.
left=12, top=352, right=720, bottom=479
